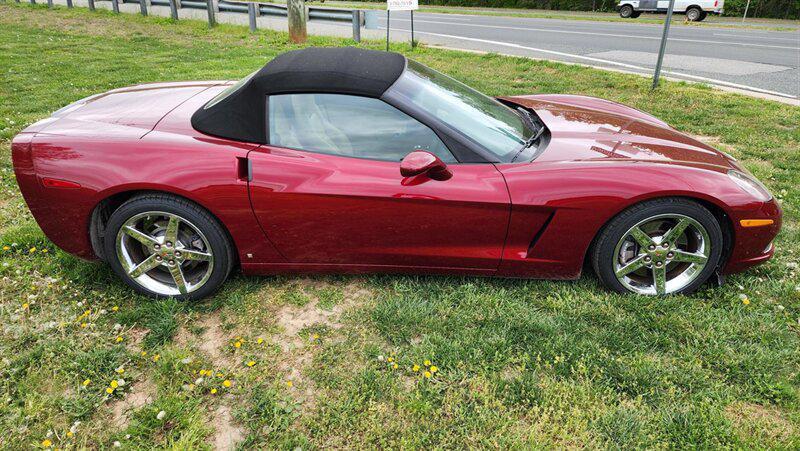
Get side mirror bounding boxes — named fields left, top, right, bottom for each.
left=400, top=150, right=452, bottom=181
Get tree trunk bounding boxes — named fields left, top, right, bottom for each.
left=288, top=0, right=307, bottom=43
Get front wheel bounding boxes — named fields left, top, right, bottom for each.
left=619, top=5, right=635, bottom=18
left=104, top=194, right=234, bottom=300
left=592, top=198, right=724, bottom=296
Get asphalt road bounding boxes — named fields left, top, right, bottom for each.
left=368, top=12, right=800, bottom=98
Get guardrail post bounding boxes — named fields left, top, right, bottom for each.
left=88, top=0, right=95, bottom=10
left=168, top=0, right=178, bottom=19
left=30, top=0, right=36, bottom=5
left=248, top=2, right=257, bottom=32
left=206, top=0, right=217, bottom=27
left=47, top=0, right=53, bottom=7
left=351, top=10, right=361, bottom=42
left=66, top=0, right=73, bottom=7
left=139, top=0, right=148, bottom=16
left=112, top=0, right=119, bottom=13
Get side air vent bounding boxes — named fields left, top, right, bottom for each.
left=526, top=211, right=555, bottom=258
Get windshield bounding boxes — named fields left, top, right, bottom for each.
left=389, top=60, right=532, bottom=161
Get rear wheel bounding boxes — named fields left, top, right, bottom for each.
left=104, top=194, right=234, bottom=300
left=619, top=5, right=635, bottom=18
left=686, top=7, right=703, bottom=21
left=630, top=11, right=641, bottom=18
left=592, top=198, right=724, bottom=296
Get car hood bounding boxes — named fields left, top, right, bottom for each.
left=504, top=94, right=740, bottom=172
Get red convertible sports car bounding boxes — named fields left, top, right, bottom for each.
left=12, top=47, right=781, bottom=299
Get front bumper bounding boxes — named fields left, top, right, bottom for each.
left=723, top=198, right=781, bottom=274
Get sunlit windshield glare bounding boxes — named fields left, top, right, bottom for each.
left=390, top=60, right=530, bottom=160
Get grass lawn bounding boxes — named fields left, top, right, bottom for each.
left=1, top=3, right=799, bottom=449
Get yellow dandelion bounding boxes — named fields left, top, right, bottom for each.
left=141, top=351, right=147, bottom=357
left=110, top=380, right=118, bottom=389
left=106, top=387, right=114, bottom=394
left=115, top=367, right=124, bottom=374
left=424, top=359, right=431, bottom=366
left=412, top=364, right=420, bottom=372
left=743, top=298, right=751, bottom=305
left=80, top=323, right=87, bottom=328
left=41, top=249, right=48, bottom=253
left=82, top=379, right=91, bottom=386
left=423, top=371, right=432, bottom=379
left=41, top=439, right=52, bottom=447
left=2, top=245, right=9, bottom=251
left=392, top=363, right=399, bottom=369
left=22, top=303, right=29, bottom=310
left=387, top=357, right=394, bottom=363
left=234, top=341, right=241, bottom=348
left=216, top=372, right=224, bottom=378
left=153, top=354, right=161, bottom=362
left=66, top=431, right=73, bottom=438
left=312, top=333, right=320, bottom=340
left=112, top=306, right=119, bottom=312
left=246, top=360, right=256, bottom=367
left=115, top=336, right=123, bottom=343
left=256, top=337, right=264, bottom=344
left=210, top=388, right=218, bottom=394
left=430, top=365, right=438, bottom=373
left=29, top=247, right=36, bottom=254
left=286, top=380, right=293, bottom=388
left=222, top=379, right=232, bottom=388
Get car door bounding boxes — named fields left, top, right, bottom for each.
left=247, top=93, right=510, bottom=270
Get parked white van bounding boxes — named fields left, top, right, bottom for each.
left=617, top=0, right=724, bottom=21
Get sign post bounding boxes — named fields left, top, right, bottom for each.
left=387, top=0, right=419, bottom=50
left=652, top=0, right=675, bottom=90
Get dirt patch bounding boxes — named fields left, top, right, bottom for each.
left=210, top=403, right=245, bottom=451
left=725, top=401, right=796, bottom=443
left=176, top=312, right=234, bottom=368
left=124, top=327, right=150, bottom=353
left=110, top=377, right=157, bottom=429
left=274, top=281, right=373, bottom=409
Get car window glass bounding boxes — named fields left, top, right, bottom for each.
left=268, top=93, right=456, bottom=163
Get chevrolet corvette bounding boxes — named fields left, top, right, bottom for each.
left=12, top=47, right=781, bottom=299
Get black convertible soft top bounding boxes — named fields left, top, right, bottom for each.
left=191, top=47, right=407, bottom=143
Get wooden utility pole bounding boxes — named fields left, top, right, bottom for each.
left=288, top=0, right=307, bottom=43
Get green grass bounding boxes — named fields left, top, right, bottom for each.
left=1, top=3, right=799, bottom=449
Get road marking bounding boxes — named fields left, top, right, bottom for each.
left=387, top=17, right=800, bottom=50
left=381, top=27, right=798, bottom=98
left=712, top=32, right=800, bottom=42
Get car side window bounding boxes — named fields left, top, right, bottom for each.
left=268, top=93, right=456, bottom=163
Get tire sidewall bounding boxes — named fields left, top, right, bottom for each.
left=620, top=5, right=634, bottom=18
left=594, top=200, right=724, bottom=296
left=103, top=196, right=232, bottom=300
left=686, top=7, right=701, bottom=21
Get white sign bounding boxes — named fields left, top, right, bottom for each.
left=387, top=0, right=418, bottom=11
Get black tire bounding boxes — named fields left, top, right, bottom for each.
left=686, top=6, right=703, bottom=21
left=697, top=11, right=707, bottom=21
left=103, top=193, right=234, bottom=300
left=630, top=11, right=641, bottom=18
left=619, top=5, right=635, bottom=18
left=592, top=198, right=724, bottom=296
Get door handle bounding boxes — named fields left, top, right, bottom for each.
left=236, top=157, right=252, bottom=182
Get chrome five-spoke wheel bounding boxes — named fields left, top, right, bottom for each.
left=613, top=214, right=711, bottom=295
left=116, top=211, right=214, bottom=296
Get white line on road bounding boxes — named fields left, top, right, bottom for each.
left=382, top=27, right=798, bottom=98
left=712, top=32, right=800, bottom=42
left=388, top=18, right=800, bottom=50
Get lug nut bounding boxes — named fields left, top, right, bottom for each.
left=154, top=244, right=161, bottom=250
left=174, top=251, right=182, bottom=258
left=168, top=260, right=175, bottom=266
left=648, top=245, right=656, bottom=251
left=155, top=256, right=162, bottom=261
left=165, top=241, right=173, bottom=248
left=644, top=256, right=652, bottom=262
left=667, top=252, right=674, bottom=259
left=662, top=242, right=670, bottom=248
left=655, top=261, right=663, bottom=267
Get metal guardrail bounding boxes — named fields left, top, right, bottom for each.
left=67, top=0, right=365, bottom=40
